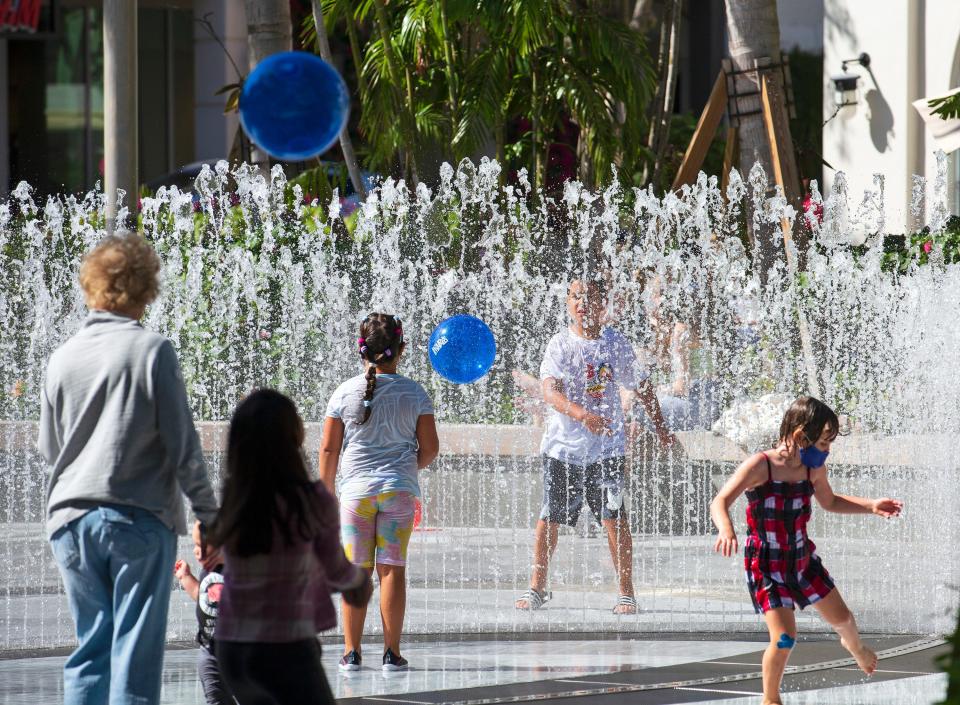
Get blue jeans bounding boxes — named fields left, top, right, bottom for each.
left=50, top=504, right=177, bottom=705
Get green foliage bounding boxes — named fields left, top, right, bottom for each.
left=641, top=112, right=725, bottom=194
left=939, top=612, right=960, bottom=705
left=306, top=0, right=656, bottom=189
left=287, top=162, right=350, bottom=207
left=870, top=216, right=960, bottom=273
left=787, top=49, right=824, bottom=184
left=929, top=92, right=960, bottom=121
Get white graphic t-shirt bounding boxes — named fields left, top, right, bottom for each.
left=539, top=328, right=648, bottom=465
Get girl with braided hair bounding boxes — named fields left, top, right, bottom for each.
left=320, top=313, right=439, bottom=673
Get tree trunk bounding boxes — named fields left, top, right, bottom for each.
left=724, top=0, right=780, bottom=183
left=651, top=0, right=682, bottom=189
left=311, top=0, right=367, bottom=202
left=630, top=0, right=656, bottom=30
left=724, top=0, right=798, bottom=276
left=641, top=0, right=670, bottom=186
left=243, top=0, right=292, bottom=171
left=531, top=64, right=543, bottom=192
left=725, top=0, right=817, bottom=394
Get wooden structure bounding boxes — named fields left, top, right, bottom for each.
left=672, top=55, right=805, bottom=263
left=671, top=56, right=821, bottom=397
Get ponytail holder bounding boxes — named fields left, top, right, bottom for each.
left=363, top=400, right=372, bottom=407
left=385, top=348, right=393, bottom=357
left=360, top=345, right=368, bottom=354
left=358, top=338, right=365, bottom=344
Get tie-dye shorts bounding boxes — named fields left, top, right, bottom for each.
left=339, top=491, right=417, bottom=568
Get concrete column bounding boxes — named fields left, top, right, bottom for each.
left=193, top=0, right=248, bottom=162
left=103, top=0, right=138, bottom=233
left=906, top=0, right=926, bottom=228
left=0, top=38, right=8, bottom=197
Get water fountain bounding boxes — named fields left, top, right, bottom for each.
left=0, top=156, right=957, bottom=651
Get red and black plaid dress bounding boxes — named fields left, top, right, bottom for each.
left=744, top=452, right=835, bottom=613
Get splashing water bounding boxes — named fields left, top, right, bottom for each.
left=1, top=156, right=958, bottom=649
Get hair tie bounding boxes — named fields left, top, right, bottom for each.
left=363, top=400, right=371, bottom=407
left=358, top=337, right=365, bottom=344
left=360, top=345, right=368, bottom=354
left=384, top=348, right=393, bottom=357
left=395, top=328, right=402, bottom=335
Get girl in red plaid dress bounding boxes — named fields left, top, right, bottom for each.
left=710, top=397, right=902, bottom=705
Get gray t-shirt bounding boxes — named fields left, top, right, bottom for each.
left=325, top=373, right=434, bottom=500
left=539, top=327, right=648, bottom=465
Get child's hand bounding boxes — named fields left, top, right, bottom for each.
left=173, top=559, right=192, bottom=580
left=714, top=529, right=738, bottom=557
left=582, top=413, right=613, bottom=436
left=871, top=498, right=903, bottom=518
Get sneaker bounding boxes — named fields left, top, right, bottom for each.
left=382, top=648, right=408, bottom=672
left=338, top=650, right=361, bottom=672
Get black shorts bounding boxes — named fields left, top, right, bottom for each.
left=539, top=455, right=627, bottom=527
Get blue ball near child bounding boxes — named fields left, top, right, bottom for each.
left=429, top=315, right=496, bottom=384
left=239, top=51, right=349, bottom=161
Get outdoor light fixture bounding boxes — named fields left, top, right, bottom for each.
left=831, top=52, right=871, bottom=111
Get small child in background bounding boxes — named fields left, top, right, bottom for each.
left=710, top=396, right=903, bottom=705
left=515, top=278, right=676, bottom=614
left=174, top=521, right=235, bottom=705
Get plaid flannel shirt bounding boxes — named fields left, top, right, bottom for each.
left=216, top=482, right=365, bottom=643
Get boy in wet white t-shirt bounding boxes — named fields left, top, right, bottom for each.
left=515, top=279, right=676, bottom=614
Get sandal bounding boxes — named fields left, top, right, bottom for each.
left=613, top=595, right=638, bottom=614
left=515, top=588, right=552, bottom=611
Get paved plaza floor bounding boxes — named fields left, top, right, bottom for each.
left=0, top=633, right=946, bottom=704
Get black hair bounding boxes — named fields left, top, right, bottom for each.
left=356, top=313, right=405, bottom=425
left=209, top=389, right=325, bottom=557
left=570, top=275, right=610, bottom=303
left=779, top=396, right=841, bottom=450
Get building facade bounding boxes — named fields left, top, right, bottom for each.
left=823, top=0, right=960, bottom=230
left=2, top=0, right=244, bottom=198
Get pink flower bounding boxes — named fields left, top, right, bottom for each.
left=258, top=329, right=271, bottom=341
left=923, top=240, right=933, bottom=254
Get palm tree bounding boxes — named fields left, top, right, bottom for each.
left=307, top=0, right=655, bottom=190
left=724, top=0, right=782, bottom=179
left=724, top=0, right=800, bottom=275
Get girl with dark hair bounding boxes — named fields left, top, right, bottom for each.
left=710, top=396, right=903, bottom=705
left=211, top=389, right=372, bottom=705
left=320, top=313, right=439, bottom=673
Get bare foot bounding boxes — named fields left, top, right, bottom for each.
left=841, top=637, right=877, bottom=675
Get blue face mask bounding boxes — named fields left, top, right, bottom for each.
left=799, top=444, right=829, bottom=468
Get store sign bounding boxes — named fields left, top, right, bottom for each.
left=0, top=0, right=42, bottom=33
